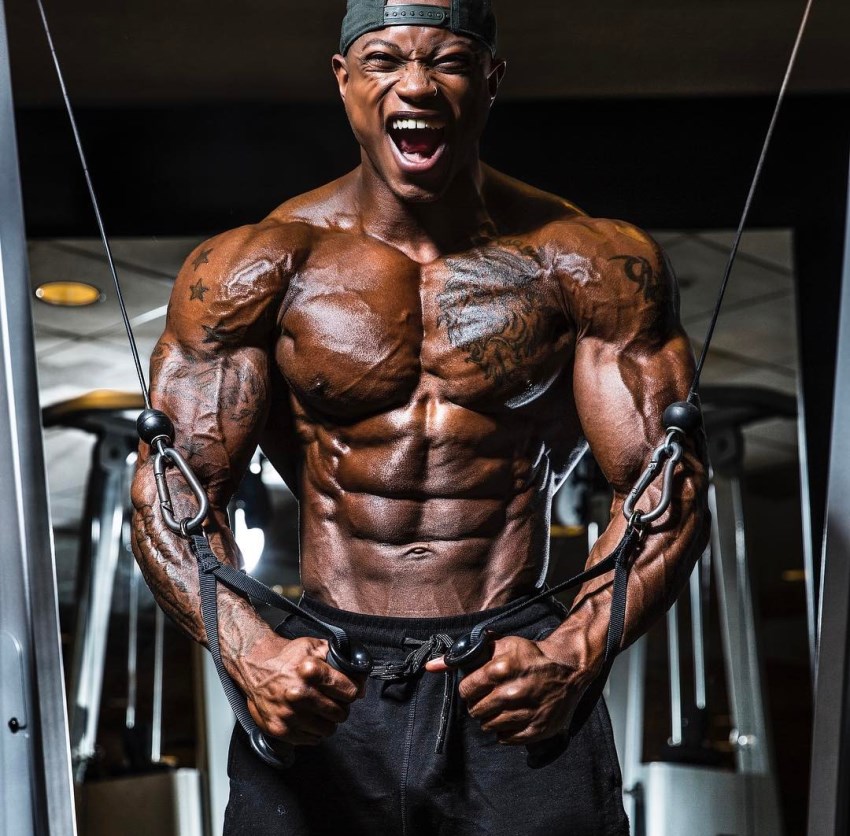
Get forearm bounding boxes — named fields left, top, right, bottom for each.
left=130, top=468, right=277, bottom=688
left=543, top=449, right=710, bottom=678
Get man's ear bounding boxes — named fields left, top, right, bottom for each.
left=487, top=58, right=507, bottom=105
left=332, top=54, right=349, bottom=102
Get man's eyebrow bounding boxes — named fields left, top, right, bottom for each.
left=434, top=39, right=479, bottom=52
left=359, top=38, right=404, bottom=52
left=358, top=37, right=480, bottom=57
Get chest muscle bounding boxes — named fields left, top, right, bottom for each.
left=277, top=237, right=572, bottom=418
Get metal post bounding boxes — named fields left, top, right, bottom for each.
left=807, top=156, right=850, bottom=836
left=68, top=434, right=132, bottom=780
left=666, top=603, right=683, bottom=747
left=151, top=606, right=165, bottom=764
left=126, top=533, right=140, bottom=734
left=690, top=553, right=708, bottom=711
left=710, top=473, right=783, bottom=835
left=0, top=0, right=77, bottom=831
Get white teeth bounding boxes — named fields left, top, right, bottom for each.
left=390, top=118, right=444, bottom=131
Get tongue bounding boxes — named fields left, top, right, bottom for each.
left=397, top=129, right=442, bottom=158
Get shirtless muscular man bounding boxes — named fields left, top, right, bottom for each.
left=131, top=1, right=709, bottom=833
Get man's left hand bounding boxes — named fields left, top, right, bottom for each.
left=426, top=636, right=590, bottom=744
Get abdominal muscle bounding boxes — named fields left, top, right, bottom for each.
left=291, top=394, right=564, bottom=617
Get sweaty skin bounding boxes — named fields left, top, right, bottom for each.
left=131, top=5, right=709, bottom=748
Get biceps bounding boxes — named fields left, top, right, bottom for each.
left=573, top=333, right=693, bottom=493
left=149, top=339, right=270, bottom=507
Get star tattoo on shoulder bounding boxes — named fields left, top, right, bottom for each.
left=192, top=247, right=213, bottom=271
left=189, top=278, right=209, bottom=301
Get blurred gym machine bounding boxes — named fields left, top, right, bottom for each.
left=43, top=392, right=205, bottom=836
left=0, top=3, right=76, bottom=834
left=558, top=386, right=795, bottom=836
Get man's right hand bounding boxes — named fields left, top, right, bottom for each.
left=239, top=635, right=364, bottom=745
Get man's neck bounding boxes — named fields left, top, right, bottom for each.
left=351, top=156, right=495, bottom=263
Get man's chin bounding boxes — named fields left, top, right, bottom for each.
left=386, top=162, right=457, bottom=204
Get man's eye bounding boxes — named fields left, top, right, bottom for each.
left=433, top=56, right=471, bottom=73
left=364, top=53, right=400, bottom=70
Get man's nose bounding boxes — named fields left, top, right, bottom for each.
left=394, top=63, right=435, bottom=101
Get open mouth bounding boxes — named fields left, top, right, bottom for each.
left=387, top=117, right=447, bottom=166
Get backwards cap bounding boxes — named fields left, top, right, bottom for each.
left=340, top=1, right=497, bottom=56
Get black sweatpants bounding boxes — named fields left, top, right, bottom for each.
left=224, top=596, right=629, bottom=836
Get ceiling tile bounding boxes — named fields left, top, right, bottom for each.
left=51, top=236, right=202, bottom=278
left=665, top=235, right=794, bottom=325
left=695, top=230, right=794, bottom=273
left=28, top=242, right=173, bottom=344
left=689, top=292, right=798, bottom=369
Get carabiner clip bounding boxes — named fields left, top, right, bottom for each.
left=622, top=431, right=684, bottom=526
left=153, top=445, right=210, bottom=536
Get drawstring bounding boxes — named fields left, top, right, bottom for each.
left=371, top=634, right=456, bottom=753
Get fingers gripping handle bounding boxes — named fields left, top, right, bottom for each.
left=189, top=533, right=374, bottom=770
left=248, top=639, right=373, bottom=770
left=444, top=631, right=567, bottom=769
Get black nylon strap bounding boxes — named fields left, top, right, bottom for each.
left=604, top=526, right=641, bottom=661
left=191, top=535, right=349, bottom=652
left=191, top=535, right=263, bottom=738
left=469, top=523, right=642, bottom=662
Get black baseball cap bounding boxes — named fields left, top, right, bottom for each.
left=340, top=1, right=497, bottom=56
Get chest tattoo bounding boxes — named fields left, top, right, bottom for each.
left=436, top=243, right=561, bottom=387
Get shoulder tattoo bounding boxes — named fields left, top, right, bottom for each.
left=608, top=254, right=666, bottom=305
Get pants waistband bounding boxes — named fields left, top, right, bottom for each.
left=281, top=593, right=566, bottom=654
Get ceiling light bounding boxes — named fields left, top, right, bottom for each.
left=34, top=281, right=103, bottom=307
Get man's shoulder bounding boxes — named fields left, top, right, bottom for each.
left=186, top=215, right=315, bottom=282
left=167, top=218, right=314, bottom=349
left=539, top=214, right=666, bottom=297
left=546, top=215, right=676, bottom=340
left=541, top=213, right=659, bottom=262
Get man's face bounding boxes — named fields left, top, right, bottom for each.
left=333, top=3, right=505, bottom=202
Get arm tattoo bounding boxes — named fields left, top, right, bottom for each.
left=192, top=247, right=214, bottom=271
left=189, top=278, right=209, bottom=301
left=202, top=321, right=249, bottom=346
left=179, top=438, right=206, bottom=459
left=609, top=254, right=665, bottom=305
left=436, top=243, right=561, bottom=387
